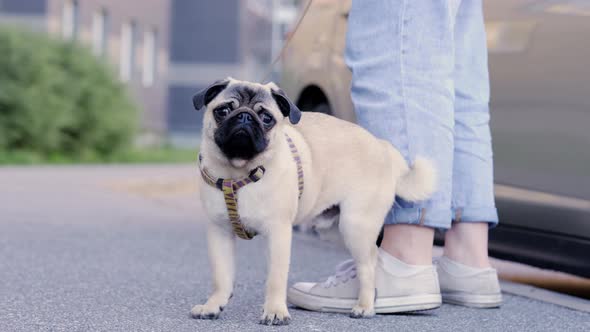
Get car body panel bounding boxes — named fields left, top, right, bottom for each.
left=282, top=0, right=355, bottom=121
left=485, top=0, right=590, bottom=242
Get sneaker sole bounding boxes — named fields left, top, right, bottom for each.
left=287, top=288, right=442, bottom=314
left=442, top=292, right=502, bottom=308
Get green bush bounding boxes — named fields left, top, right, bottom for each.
left=0, top=27, right=137, bottom=158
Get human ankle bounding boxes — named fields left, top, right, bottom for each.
left=376, top=248, right=433, bottom=278
left=380, top=225, right=434, bottom=265
left=443, top=222, right=491, bottom=268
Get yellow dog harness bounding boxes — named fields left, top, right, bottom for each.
left=199, top=133, right=304, bottom=240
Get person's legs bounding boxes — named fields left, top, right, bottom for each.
left=347, top=0, right=459, bottom=266
left=444, top=0, right=499, bottom=269
left=435, top=0, right=502, bottom=308
left=288, top=0, right=460, bottom=314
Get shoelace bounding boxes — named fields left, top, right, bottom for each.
left=322, top=259, right=357, bottom=288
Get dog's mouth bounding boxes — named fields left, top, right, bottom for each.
left=214, top=124, right=268, bottom=162
left=231, top=127, right=250, bottom=137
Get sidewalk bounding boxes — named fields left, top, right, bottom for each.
left=1, top=165, right=588, bottom=331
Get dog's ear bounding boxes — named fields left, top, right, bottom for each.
left=193, top=79, right=230, bottom=111
left=271, top=88, right=302, bottom=124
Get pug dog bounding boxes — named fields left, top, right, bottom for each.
left=190, top=78, right=436, bottom=325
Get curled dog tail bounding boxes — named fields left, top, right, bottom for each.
left=396, top=156, right=437, bottom=202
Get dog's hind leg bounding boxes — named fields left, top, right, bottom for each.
left=338, top=198, right=391, bottom=318
left=191, top=224, right=235, bottom=320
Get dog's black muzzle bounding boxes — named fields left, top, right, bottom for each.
left=214, top=108, right=268, bottom=161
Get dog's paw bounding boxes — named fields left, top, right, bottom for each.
left=190, top=303, right=223, bottom=320
left=259, top=304, right=291, bottom=326
left=350, top=305, right=375, bottom=319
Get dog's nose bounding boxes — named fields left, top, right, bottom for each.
left=236, top=112, right=254, bottom=124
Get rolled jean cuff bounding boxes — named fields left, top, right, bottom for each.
left=452, top=207, right=499, bottom=228
left=384, top=207, right=453, bottom=230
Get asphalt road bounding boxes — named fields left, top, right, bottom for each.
left=1, top=165, right=589, bottom=332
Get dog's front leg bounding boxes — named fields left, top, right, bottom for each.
left=260, top=224, right=292, bottom=325
left=191, top=224, right=235, bottom=320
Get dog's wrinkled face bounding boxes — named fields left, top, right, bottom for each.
left=193, top=78, right=301, bottom=163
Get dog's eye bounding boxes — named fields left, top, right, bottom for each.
left=214, top=107, right=231, bottom=121
left=259, top=111, right=275, bottom=128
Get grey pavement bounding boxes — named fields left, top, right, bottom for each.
left=1, top=165, right=589, bottom=332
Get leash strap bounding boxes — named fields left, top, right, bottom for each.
left=261, top=0, right=313, bottom=82
left=198, top=134, right=303, bottom=240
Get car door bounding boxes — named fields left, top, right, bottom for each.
left=485, top=0, right=590, bottom=236
left=485, top=0, right=590, bottom=276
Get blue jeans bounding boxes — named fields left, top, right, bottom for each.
left=346, top=0, right=498, bottom=229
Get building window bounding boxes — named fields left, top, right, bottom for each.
left=142, top=28, right=158, bottom=87
left=120, top=20, right=137, bottom=82
left=92, top=8, right=109, bottom=56
left=61, top=0, right=79, bottom=40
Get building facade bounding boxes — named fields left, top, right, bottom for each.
left=0, top=0, right=47, bottom=31
left=46, top=0, right=170, bottom=142
left=0, top=0, right=297, bottom=145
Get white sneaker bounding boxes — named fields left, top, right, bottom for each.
left=435, top=256, right=502, bottom=308
left=287, top=249, right=442, bottom=314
